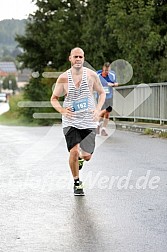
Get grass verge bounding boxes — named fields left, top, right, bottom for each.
left=144, top=128, right=167, bottom=138
left=0, top=93, right=52, bottom=126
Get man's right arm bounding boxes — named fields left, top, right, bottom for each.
left=50, top=75, right=73, bottom=118
left=50, top=75, right=65, bottom=114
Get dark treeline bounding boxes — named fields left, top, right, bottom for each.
left=16, top=0, right=167, bottom=84
left=0, top=19, right=26, bottom=46
left=0, top=19, right=26, bottom=62
left=14, top=0, right=167, bottom=124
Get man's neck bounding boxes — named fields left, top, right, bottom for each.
left=71, top=66, right=83, bottom=76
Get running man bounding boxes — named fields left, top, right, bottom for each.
left=51, top=47, right=106, bottom=196
left=96, top=62, right=118, bottom=136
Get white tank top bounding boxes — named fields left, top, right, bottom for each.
left=62, top=67, right=97, bottom=129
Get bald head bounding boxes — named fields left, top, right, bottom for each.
left=69, top=47, right=85, bottom=69
left=70, top=47, right=84, bottom=56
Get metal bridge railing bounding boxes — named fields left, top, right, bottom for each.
left=111, top=83, right=167, bottom=125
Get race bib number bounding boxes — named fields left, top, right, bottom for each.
left=73, top=97, right=88, bottom=112
left=103, top=86, right=110, bottom=94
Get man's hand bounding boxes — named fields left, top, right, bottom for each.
left=108, top=82, right=118, bottom=87
left=61, top=107, right=74, bottom=118
left=93, top=108, right=101, bottom=121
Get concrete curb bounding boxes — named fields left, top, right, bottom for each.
left=115, top=121, right=167, bottom=134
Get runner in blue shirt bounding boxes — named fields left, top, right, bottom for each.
left=96, top=62, right=118, bottom=136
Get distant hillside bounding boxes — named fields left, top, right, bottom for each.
left=0, top=19, right=26, bottom=51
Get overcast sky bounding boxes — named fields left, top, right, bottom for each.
left=0, top=0, right=37, bottom=21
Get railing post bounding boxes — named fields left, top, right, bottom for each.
left=160, top=83, right=164, bottom=125
left=134, top=85, right=137, bottom=123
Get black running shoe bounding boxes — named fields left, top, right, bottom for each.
left=78, top=158, right=84, bottom=170
left=74, top=181, right=85, bottom=196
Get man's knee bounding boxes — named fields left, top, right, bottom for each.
left=104, top=111, right=110, bottom=119
left=70, top=146, right=79, bottom=160
left=99, top=110, right=106, bottom=118
left=83, top=154, right=92, bottom=161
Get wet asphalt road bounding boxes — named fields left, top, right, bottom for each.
left=0, top=124, right=167, bottom=252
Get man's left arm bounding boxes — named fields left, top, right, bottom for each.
left=93, top=73, right=106, bottom=112
left=107, top=71, right=118, bottom=87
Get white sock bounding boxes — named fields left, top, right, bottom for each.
left=102, top=127, right=106, bottom=130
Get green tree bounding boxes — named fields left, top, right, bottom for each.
left=20, top=67, right=58, bottom=125
left=16, top=0, right=86, bottom=72
left=107, top=0, right=167, bottom=83
left=81, top=0, right=118, bottom=69
left=153, top=0, right=167, bottom=81
left=3, top=75, right=17, bottom=91
left=46, top=0, right=87, bottom=70
left=15, top=0, right=87, bottom=124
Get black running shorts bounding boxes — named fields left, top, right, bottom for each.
left=63, top=126, right=96, bottom=154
